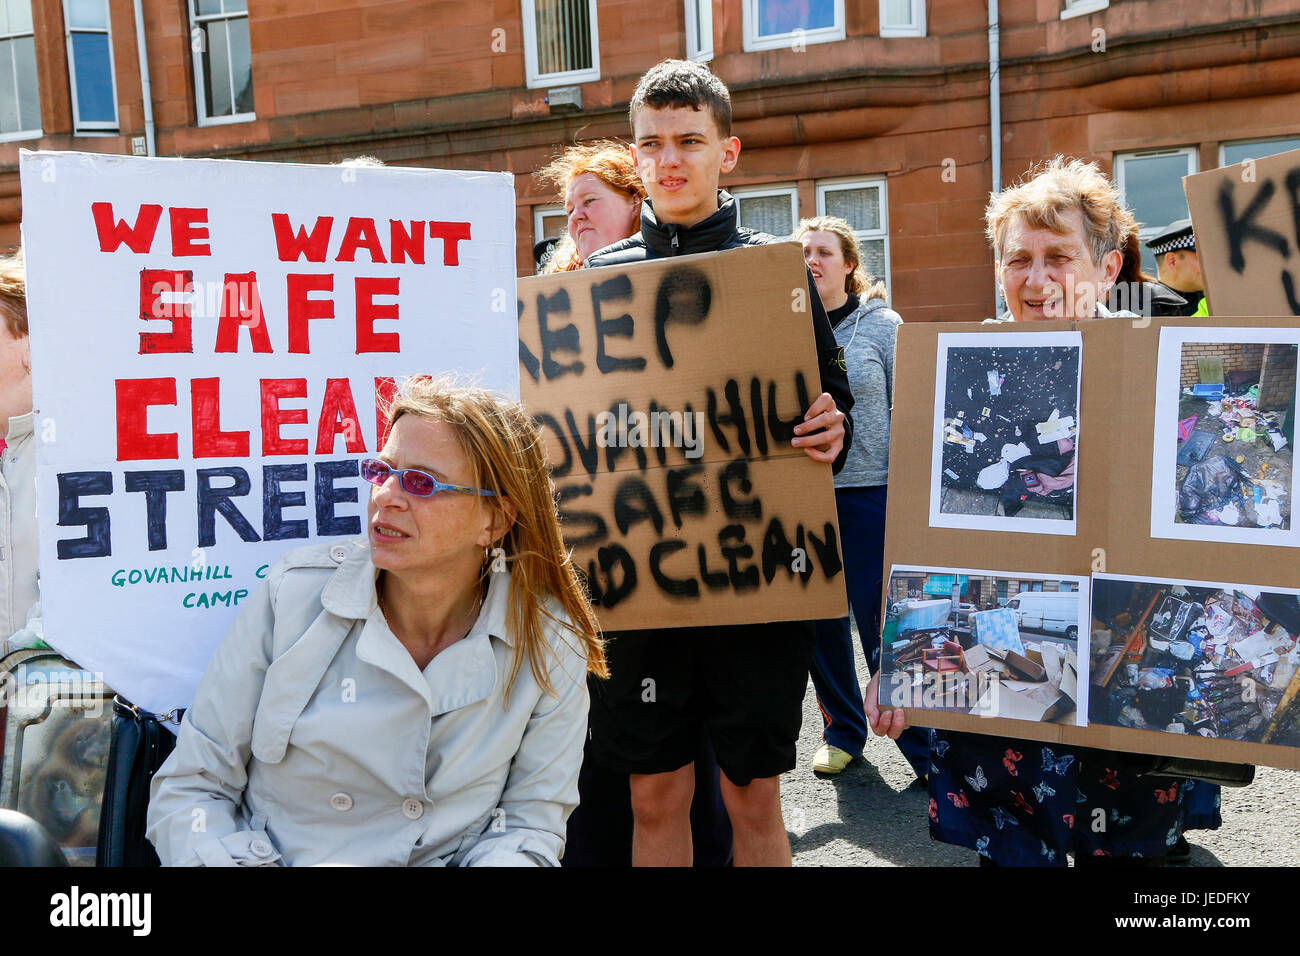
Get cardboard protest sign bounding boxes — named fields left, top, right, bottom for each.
left=883, top=315, right=1300, bottom=770
left=20, top=150, right=519, bottom=715
left=1185, top=147, right=1300, bottom=316
left=518, top=243, right=846, bottom=631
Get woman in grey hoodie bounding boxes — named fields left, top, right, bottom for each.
left=797, top=216, right=929, bottom=778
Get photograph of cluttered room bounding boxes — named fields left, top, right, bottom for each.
left=1175, top=342, right=1295, bottom=530
left=936, top=341, right=1081, bottom=523
left=881, top=569, right=1087, bottom=725
left=1090, top=576, right=1300, bottom=748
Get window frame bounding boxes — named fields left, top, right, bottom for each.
left=533, top=204, right=568, bottom=246
left=878, top=0, right=926, bottom=38
left=815, top=176, right=892, bottom=300
left=0, top=1, right=41, bottom=143
left=189, top=0, right=255, bottom=127
left=1060, top=0, right=1109, bottom=20
left=1218, top=136, right=1300, bottom=169
left=685, top=0, right=713, bottom=62
left=1114, top=146, right=1199, bottom=251
left=521, top=0, right=601, bottom=90
left=742, top=0, right=845, bottom=53
left=65, top=0, right=119, bottom=133
left=731, top=184, right=799, bottom=238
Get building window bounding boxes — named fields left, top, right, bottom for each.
left=522, top=0, right=599, bottom=89
left=0, top=0, right=40, bottom=141
left=65, top=0, right=118, bottom=132
left=1061, top=0, right=1109, bottom=18
left=817, top=178, right=891, bottom=298
left=189, top=0, right=254, bottom=126
left=1115, top=147, right=1197, bottom=275
left=733, top=186, right=798, bottom=238
left=743, top=0, right=844, bottom=53
left=686, top=0, right=713, bottom=61
left=1220, top=136, right=1300, bottom=168
left=534, top=205, right=567, bottom=245
left=879, top=0, right=925, bottom=38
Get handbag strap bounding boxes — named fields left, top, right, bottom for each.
left=112, top=695, right=186, bottom=726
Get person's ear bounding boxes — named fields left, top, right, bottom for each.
left=20, top=335, right=29, bottom=375
left=720, top=136, right=741, bottom=174
left=1101, top=248, right=1122, bottom=286
left=481, top=497, right=518, bottom=548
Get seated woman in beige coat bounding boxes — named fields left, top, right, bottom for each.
left=147, top=377, right=606, bottom=866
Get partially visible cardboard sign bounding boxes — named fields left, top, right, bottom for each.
left=518, top=244, right=846, bottom=631
left=1185, top=148, right=1300, bottom=316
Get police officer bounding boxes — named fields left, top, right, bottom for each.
left=1146, top=219, right=1205, bottom=316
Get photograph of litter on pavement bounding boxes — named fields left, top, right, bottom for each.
left=1174, top=342, right=1295, bottom=528
left=1152, top=329, right=1299, bottom=547
left=929, top=331, right=1082, bottom=536
left=1090, top=574, right=1300, bottom=748
left=880, top=566, right=1090, bottom=726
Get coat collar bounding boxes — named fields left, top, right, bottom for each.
left=639, top=190, right=741, bottom=257
left=5, top=411, right=32, bottom=445
left=319, top=538, right=514, bottom=646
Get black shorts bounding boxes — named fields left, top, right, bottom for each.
left=587, top=621, right=816, bottom=786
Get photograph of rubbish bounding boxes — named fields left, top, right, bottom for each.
left=880, top=566, right=1089, bottom=726
left=930, top=332, right=1081, bottom=535
left=1090, top=574, right=1300, bottom=748
left=1174, top=341, right=1295, bottom=530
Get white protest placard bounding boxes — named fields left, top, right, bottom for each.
left=19, top=151, right=518, bottom=715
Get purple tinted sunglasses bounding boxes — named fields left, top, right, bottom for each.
left=360, top=458, right=497, bottom=499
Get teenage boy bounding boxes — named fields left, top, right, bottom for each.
left=583, top=59, right=855, bottom=866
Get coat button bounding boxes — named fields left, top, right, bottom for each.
left=329, top=544, right=349, bottom=563
left=401, top=798, right=425, bottom=820
left=249, top=838, right=274, bottom=858
left=330, top=792, right=353, bottom=812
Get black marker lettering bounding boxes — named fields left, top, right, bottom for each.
left=654, top=266, right=711, bottom=369
left=719, top=459, right=762, bottom=521
left=666, top=465, right=707, bottom=528
left=591, top=275, right=646, bottom=374
left=613, top=476, right=665, bottom=536
left=649, top=540, right=698, bottom=597
left=124, top=469, right=184, bottom=551
left=1219, top=178, right=1289, bottom=275
left=537, top=288, right=584, bottom=379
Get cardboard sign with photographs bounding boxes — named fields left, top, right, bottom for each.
left=1185, top=146, right=1300, bottom=318
left=884, top=316, right=1300, bottom=770
left=518, top=243, right=847, bottom=631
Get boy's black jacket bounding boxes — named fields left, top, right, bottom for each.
left=585, top=191, right=856, bottom=474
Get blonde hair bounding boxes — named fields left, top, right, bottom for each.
left=795, top=216, right=887, bottom=302
left=0, top=250, right=27, bottom=339
left=384, top=376, right=607, bottom=693
left=535, top=141, right=645, bottom=273
left=986, top=156, right=1127, bottom=266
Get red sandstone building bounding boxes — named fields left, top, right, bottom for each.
left=1, top=0, right=1297, bottom=321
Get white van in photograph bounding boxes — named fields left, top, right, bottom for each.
left=1005, top=591, right=1079, bottom=640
